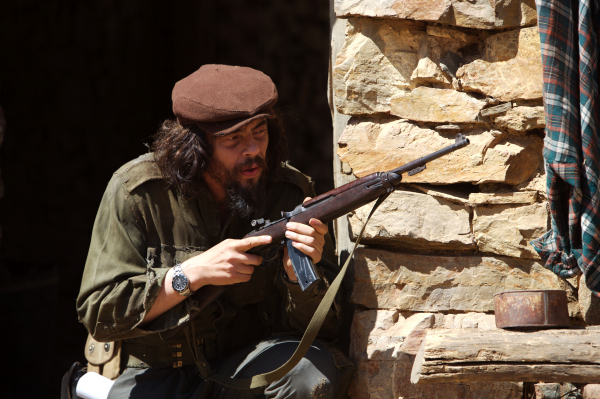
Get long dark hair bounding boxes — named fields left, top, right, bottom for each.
left=152, top=112, right=289, bottom=199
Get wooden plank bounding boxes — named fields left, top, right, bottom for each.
left=412, top=329, right=600, bottom=384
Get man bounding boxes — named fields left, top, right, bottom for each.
left=76, top=65, right=351, bottom=398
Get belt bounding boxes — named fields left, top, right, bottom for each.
left=122, top=338, right=205, bottom=369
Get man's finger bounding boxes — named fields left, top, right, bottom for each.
left=292, top=241, right=322, bottom=255
left=233, top=264, right=255, bottom=275
left=285, top=230, right=321, bottom=248
left=236, top=235, right=272, bottom=251
left=234, top=252, right=264, bottom=266
left=286, top=222, right=325, bottom=246
left=291, top=241, right=322, bottom=263
left=309, top=218, right=328, bottom=236
left=286, top=222, right=319, bottom=237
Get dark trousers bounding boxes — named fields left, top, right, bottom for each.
left=108, top=336, right=350, bottom=399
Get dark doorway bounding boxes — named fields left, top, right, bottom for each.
left=0, top=2, right=333, bottom=397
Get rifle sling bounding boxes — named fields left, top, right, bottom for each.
left=185, top=192, right=390, bottom=389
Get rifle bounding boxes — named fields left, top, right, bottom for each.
left=160, top=133, right=470, bottom=340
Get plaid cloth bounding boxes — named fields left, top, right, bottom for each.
left=530, top=0, right=600, bottom=292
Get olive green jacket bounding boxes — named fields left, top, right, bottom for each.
left=76, top=153, right=341, bottom=359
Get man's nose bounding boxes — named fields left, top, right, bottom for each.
left=242, top=135, right=260, bottom=157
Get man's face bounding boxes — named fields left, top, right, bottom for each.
left=205, top=118, right=269, bottom=217
left=210, top=118, right=269, bottom=187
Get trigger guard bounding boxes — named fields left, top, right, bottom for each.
left=264, top=246, right=280, bottom=262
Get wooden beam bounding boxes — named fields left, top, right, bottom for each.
left=411, top=328, right=600, bottom=384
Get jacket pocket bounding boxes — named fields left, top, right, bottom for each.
left=147, top=244, right=206, bottom=269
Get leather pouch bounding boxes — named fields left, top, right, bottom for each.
left=84, top=334, right=122, bottom=380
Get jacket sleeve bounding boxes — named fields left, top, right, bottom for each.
left=276, top=231, right=342, bottom=339
left=76, top=176, right=187, bottom=341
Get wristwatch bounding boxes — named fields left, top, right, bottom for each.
left=172, top=263, right=193, bottom=297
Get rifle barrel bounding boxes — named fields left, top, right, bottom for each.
left=392, top=134, right=470, bottom=175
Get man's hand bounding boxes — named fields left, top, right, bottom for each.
left=141, top=235, right=271, bottom=326
left=283, top=197, right=328, bottom=282
left=182, top=235, right=272, bottom=291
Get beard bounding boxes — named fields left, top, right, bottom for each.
left=206, top=155, right=267, bottom=219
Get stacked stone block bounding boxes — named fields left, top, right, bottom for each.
left=329, top=1, right=584, bottom=397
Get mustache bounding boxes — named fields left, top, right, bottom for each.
left=234, top=156, right=267, bottom=174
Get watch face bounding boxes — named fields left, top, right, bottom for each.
left=172, top=274, right=188, bottom=292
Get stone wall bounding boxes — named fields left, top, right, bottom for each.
left=329, top=1, right=584, bottom=398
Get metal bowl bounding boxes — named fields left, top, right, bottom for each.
left=494, top=290, right=570, bottom=329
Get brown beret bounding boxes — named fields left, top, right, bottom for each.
left=172, top=64, right=278, bottom=135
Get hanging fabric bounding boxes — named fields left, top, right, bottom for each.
left=531, top=0, right=600, bottom=292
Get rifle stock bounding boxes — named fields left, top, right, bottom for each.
left=159, top=134, right=469, bottom=340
